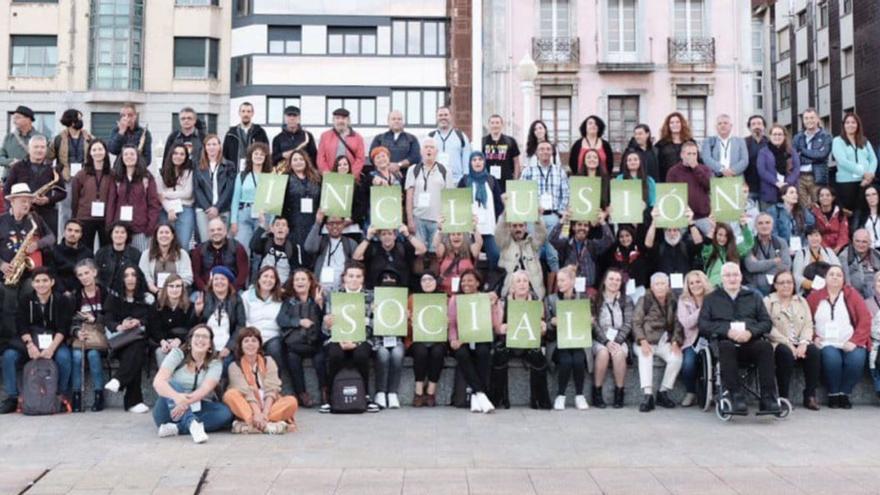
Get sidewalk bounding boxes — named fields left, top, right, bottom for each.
left=2, top=405, right=879, bottom=494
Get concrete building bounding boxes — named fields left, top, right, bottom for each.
left=229, top=0, right=478, bottom=146
left=0, top=0, right=231, bottom=161
left=482, top=0, right=759, bottom=163
left=762, top=0, right=879, bottom=146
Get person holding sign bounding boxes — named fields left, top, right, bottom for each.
left=600, top=224, right=651, bottom=293
left=304, top=209, right=358, bottom=292
left=666, top=141, right=713, bottom=236
left=632, top=273, right=684, bottom=412
left=743, top=213, right=791, bottom=296
left=616, top=149, right=656, bottom=208
left=766, top=185, right=815, bottom=249
left=230, top=143, right=272, bottom=253
left=409, top=272, right=447, bottom=407
left=809, top=186, right=850, bottom=253
left=329, top=155, right=369, bottom=234
left=105, top=145, right=161, bottom=252
left=433, top=222, right=482, bottom=296
left=278, top=268, right=326, bottom=409
left=791, top=226, right=840, bottom=295
left=677, top=270, right=713, bottom=407
left=494, top=270, right=550, bottom=409
left=371, top=272, right=409, bottom=410
left=139, top=223, right=194, bottom=297
left=447, top=269, right=500, bottom=413
left=250, top=216, right=304, bottom=286
left=591, top=268, right=632, bottom=409
left=571, top=149, right=610, bottom=208
left=496, top=213, right=548, bottom=299
left=405, top=137, right=456, bottom=253
left=545, top=266, right=590, bottom=410
left=280, top=150, right=322, bottom=252
left=756, top=125, right=800, bottom=210
left=157, top=144, right=196, bottom=248
left=644, top=206, right=704, bottom=279
left=353, top=224, right=426, bottom=290
left=698, top=262, right=779, bottom=415
left=70, top=140, right=112, bottom=249
left=457, top=151, right=504, bottom=268
left=549, top=208, right=614, bottom=292
left=701, top=218, right=753, bottom=287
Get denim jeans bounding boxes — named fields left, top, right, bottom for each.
left=234, top=206, right=257, bottom=256
left=680, top=347, right=698, bottom=394
left=375, top=343, right=405, bottom=394
left=161, top=206, right=196, bottom=250
left=415, top=218, right=439, bottom=253
left=481, top=234, right=500, bottom=269
left=151, top=382, right=233, bottom=434
left=71, top=348, right=105, bottom=391
left=812, top=162, right=829, bottom=186
left=2, top=345, right=73, bottom=398
left=821, top=346, right=867, bottom=395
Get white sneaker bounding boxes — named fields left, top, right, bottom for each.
left=575, top=395, right=590, bottom=410
left=264, top=422, right=287, bottom=435
left=553, top=395, right=566, bottom=410
left=127, top=403, right=149, bottom=414
left=189, top=420, right=208, bottom=444
left=375, top=392, right=387, bottom=409
left=476, top=392, right=495, bottom=413
left=681, top=393, right=696, bottom=407
left=470, top=395, right=482, bottom=413
left=387, top=393, right=400, bottom=409
left=104, top=378, right=120, bottom=393
left=157, top=423, right=178, bottom=438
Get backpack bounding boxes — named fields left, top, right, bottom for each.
left=412, top=162, right=448, bottom=183
left=21, top=358, right=60, bottom=415
left=428, top=128, right=467, bottom=149
left=330, top=368, right=367, bottom=414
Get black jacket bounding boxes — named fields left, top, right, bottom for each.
left=697, top=286, right=772, bottom=341
left=276, top=297, right=324, bottom=352
left=50, top=241, right=92, bottom=294
left=198, top=292, right=247, bottom=351
left=94, top=245, right=141, bottom=290
left=16, top=291, right=74, bottom=343
left=222, top=124, right=269, bottom=164
left=104, top=292, right=151, bottom=336
left=193, top=159, right=237, bottom=212
left=163, top=123, right=205, bottom=165
left=622, top=138, right=660, bottom=182
left=147, top=304, right=197, bottom=343
left=271, top=125, right=317, bottom=166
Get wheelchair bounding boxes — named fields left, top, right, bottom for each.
left=695, top=339, right=792, bottom=421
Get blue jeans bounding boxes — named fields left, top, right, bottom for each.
left=813, top=162, right=829, bottom=186
left=821, top=346, right=867, bottom=395
left=71, top=348, right=105, bottom=391
left=161, top=206, right=196, bottom=249
left=151, top=382, right=233, bottom=434
left=481, top=234, right=500, bottom=269
left=375, top=343, right=405, bottom=394
left=2, top=345, right=73, bottom=398
left=234, top=206, right=258, bottom=256
left=680, top=346, right=698, bottom=394
left=415, top=218, right=439, bottom=253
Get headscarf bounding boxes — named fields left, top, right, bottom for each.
left=464, top=151, right=489, bottom=207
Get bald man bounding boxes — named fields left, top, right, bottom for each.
left=369, top=110, right=421, bottom=175
left=190, top=217, right=249, bottom=292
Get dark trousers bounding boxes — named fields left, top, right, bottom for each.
left=716, top=339, right=776, bottom=397
left=263, top=337, right=292, bottom=395
left=80, top=219, right=109, bottom=251
left=326, top=342, right=372, bottom=386
left=453, top=343, right=491, bottom=393
left=774, top=343, right=820, bottom=399
left=113, top=340, right=146, bottom=409
left=555, top=348, right=587, bottom=395
left=287, top=346, right=327, bottom=395
left=411, top=342, right=447, bottom=383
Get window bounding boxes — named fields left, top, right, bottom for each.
left=174, top=37, right=219, bottom=79
left=175, top=0, right=217, bottom=5
left=674, top=0, right=704, bottom=39
left=607, top=0, right=636, bottom=55
left=6, top=112, right=55, bottom=137
left=818, top=58, right=830, bottom=86
left=232, top=56, right=251, bottom=87
left=818, top=2, right=828, bottom=28
left=798, top=61, right=810, bottom=80
left=754, top=71, right=764, bottom=110
left=843, top=47, right=854, bottom=76
left=797, top=10, right=807, bottom=28
left=172, top=113, right=217, bottom=135
left=234, top=0, right=249, bottom=16
left=778, top=76, right=791, bottom=109
left=676, top=95, right=706, bottom=141
left=10, top=35, right=57, bottom=77
left=777, top=28, right=790, bottom=60
left=268, top=26, right=301, bottom=54
left=327, top=27, right=377, bottom=55
left=266, top=97, right=301, bottom=125
left=391, top=89, right=447, bottom=127
left=326, top=98, right=377, bottom=126
left=540, top=0, right=571, bottom=38
left=751, top=19, right=763, bottom=65
left=607, top=96, right=639, bottom=154
left=843, top=0, right=852, bottom=15
left=91, top=112, right=117, bottom=139
left=540, top=96, right=572, bottom=149
left=89, top=0, right=144, bottom=90
left=392, top=19, right=447, bottom=56
left=12, top=0, right=58, bottom=3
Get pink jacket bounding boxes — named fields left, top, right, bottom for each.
left=317, top=128, right=366, bottom=177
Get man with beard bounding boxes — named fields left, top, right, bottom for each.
left=549, top=209, right=614, bottom=292
left=222, top=102, right=269, bottom=170
left=643, top=206, right=704, bottom=279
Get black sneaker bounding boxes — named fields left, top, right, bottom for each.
left=828, top=395, right=840, bottom=409
left=732, top=392, right=748, bottom=415
left=656, top=391, right=676, bottom=409
left=759, top=396, right=781, bottom=415
left=638, top=394, right=655, bottom=412
left=840, top=395, right=853, bottom=409
left=0, top=397, right=17, bottom=414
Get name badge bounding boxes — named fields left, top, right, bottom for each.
left=575, top=277, right=587, bottom=293
left=120, top=206, right=134, bottom=222
left=190, top=400, right=202, bottom=413
left=540, top=193, right=553, bottom=211
left=670, top=273, right=684, bottom=290
left=320, top=268, right=336, bottom=284
left=451, top=276, right=461, bottom=293
left=383, top=336, right=397, bottom=349
left=625, top=279, right=636, bottom=295
left=490, top=165, right=502, bottom=179
left=730, top=321, right=745, bottom=333
left=239, top=158, right=247, bottom=171
left=301, top=198, right=314, bottom=214
left=70, top=162, right=83, bottom=176
left=37, top=333, right=52, bottom=350
left=812, top=275, right=826, bottom=290
left=436, top=152, right=450, bottom=166
left=765, top=274, right=775, bottom=285
left=417, top=192, right=431, bottom=208
left=605, top=328, right=618, bottom=342
left=776, top=173, right=785, bottom=183
left=167, top=199, right=183, bottom=214
left=789, top=236, right=802, bottom=251
left=156, top=272, right=171, bottom=288
left=91, top=201, right=105, bottom=218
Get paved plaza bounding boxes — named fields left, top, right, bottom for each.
left=2, top=404, right=880, bottom=494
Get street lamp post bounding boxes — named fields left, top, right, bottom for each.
left=517, top=54, right=539, bottom=145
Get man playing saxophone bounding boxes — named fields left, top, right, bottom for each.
left=3, top=135, right=66, bottom=236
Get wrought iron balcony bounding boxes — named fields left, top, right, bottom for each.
left=667, top=36, right=715, bottom=71
left=531, top=37, right=580, bottom=69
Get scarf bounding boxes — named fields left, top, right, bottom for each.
left=241, top=354, right=267, bottom=402
left=465, top=151, right=489, bottom=207
left=769, top=142, right=790, bottom=176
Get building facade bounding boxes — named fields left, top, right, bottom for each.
left=0, top=0, right=231, bottom=161
left=482, top=0, right=759, bottom=164
left=229, top=0, right=476, bottom=145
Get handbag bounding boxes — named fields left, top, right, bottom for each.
left=107, top=326, right=145, bottom=352
left=70, top=321, right=109, bottom=351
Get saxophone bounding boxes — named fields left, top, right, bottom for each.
left=5, top=216, right=38, bottom=287
left=33, top=169, right=60, bottom=199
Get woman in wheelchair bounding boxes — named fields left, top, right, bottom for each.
left=764, top=271, right=821, bottom=410
left=805, top=265, right=871, bottom=409
left=698, top=262, right=780, bottom=415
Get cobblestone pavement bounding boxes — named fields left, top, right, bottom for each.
left=2, top=405, right=880, bottom=494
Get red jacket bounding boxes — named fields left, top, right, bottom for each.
left=105, top=175, right=161, bottom=236
left=810, top=205, right=849, bottom=253
left=806, top=286, right=872, bottom=350
left=316, top=128, right=366, bottom=177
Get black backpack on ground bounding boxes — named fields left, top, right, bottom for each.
left=21, top=358, right=60, bottom=416
left=330, top=368, right=367, bottom=414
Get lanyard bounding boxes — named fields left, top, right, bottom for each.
left=757, top=239, right=775, bottom=260
left=94, top=171, right=104, bottom=196
left=326, top=239, right=342, bottom=266
left=827, top=292, right=842, bottom=322
left=719, top=139, right=730, bottom=159
left=421, top=166, right=434, bottom=191
left=537, top=165, right=551, bottom=196
left=437, top=129, right=452, bottom=150
left=191, top=363, right=203, bottom=392
left=604, top=297, right=619, bottom=329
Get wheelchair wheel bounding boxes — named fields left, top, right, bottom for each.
left=775, top=398, right=792, bottom=419
left=715, top=397, right=732, bottom=421
left=697, top=347, right=713, bottom=412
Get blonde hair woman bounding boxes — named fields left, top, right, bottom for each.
left=676, top=270, right=713, bottom=406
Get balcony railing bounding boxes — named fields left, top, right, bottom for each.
left=532, top=37, right=580, bottom=67
left=668, top=36, right=715, bottom=70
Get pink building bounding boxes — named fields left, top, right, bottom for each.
left=481, top=0, right=760, bottom=163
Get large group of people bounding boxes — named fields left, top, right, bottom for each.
left=0, top=101, right=878, bottom=444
